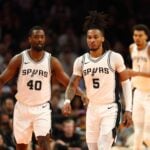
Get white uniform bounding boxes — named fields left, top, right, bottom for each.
left=73, top=50, right=126, bottom=150
left=130, top=43, right=150, bottom=149
left=14, top=50, right=51, bottom=144
left=131, top=43, right=150, bottom=91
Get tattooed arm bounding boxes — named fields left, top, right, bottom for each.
left=65, top=55, right=85, bottom=100
left=62, top=55, right=89, bottom=115
left=65, top=75, right=81, bottom=100
left=62, top=75, right=81, bottom=115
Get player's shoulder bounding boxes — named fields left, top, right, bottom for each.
left=76, top=53, right=89, bottom=64
left=44, top=50, right=52, bottom=57
left=51, top=56, right=59, bottom=64
left=11, top=52, right=22, bottom=62
left=147, top=41, right=150, bottom=48
left=109, top=50, right=125, bottom=64
left=109, top=50, right=123, bottom=58
left=6, top=53, right=22, bottom=69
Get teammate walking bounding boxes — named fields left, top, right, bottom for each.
left=0, top=26, right=87, bottom=150
left=129, top=24, right=150, bottom=150
left=63, top=11, right=132, bottom=150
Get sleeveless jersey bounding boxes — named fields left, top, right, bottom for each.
left=131, top=43, right=150, bottom=92
left=82, top=51, right=115, bottom=104
left=73, top=50, right=125, bottom=104
left=15, top=50, right=51, bottom=106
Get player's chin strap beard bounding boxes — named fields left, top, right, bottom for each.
left=89, top=48, right=99, bottom=51
left=32, top=45, right=45, bottom=52
left=33, top=47, right=44, bottom=52
left=89, top=48, right=105, bottom=55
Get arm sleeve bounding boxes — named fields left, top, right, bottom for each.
left=111, top=52, right=126, bottom=72
left=121, top=79, right=133, bottom=112
left=111, top=52, right=132, bottom=111
left=73, top=56, right=83, bottom=76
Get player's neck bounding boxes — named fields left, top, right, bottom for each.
left=89, top=48, right=103, bottom=58
left=28, top=49, right=44, bottom=61
left=137, top=42, right=147, bottom=51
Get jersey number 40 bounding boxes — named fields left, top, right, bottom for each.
left=27, top=80, right=42, bottom=90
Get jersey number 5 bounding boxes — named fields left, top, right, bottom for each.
left=27, top=80, right=42, bottom=90
left=92, top=78, right=100, bottom=88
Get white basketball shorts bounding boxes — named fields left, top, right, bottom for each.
left=86, top=102, right=118, bottom=143
left=13, top=101, right=51, bottom=144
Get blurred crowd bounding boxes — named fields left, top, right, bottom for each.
left=0, top=0, right=150, bottom=149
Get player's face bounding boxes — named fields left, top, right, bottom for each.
left=29, top=30, right=46, bottom=51
left=87, top=29, right=104, bottom=51
left=133, top=30, right=148, bottom=47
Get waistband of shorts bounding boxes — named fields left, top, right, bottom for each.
left=88, top=102, right=117, bottom=108
left=17, top=100, right=50, bottom=107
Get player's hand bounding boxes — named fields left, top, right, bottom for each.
left=62, top=99, right=72, bottom=116
left=81, top=93, right=89, bottom=106
left=122, top=111, right=133, bottom=127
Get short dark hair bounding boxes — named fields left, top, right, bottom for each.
left=28, top=26, right=46, bottom=36
left=83, top=10, right=109, bottom=35
left=132, top=24, right=150, bottom=37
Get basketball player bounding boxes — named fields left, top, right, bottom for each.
left=129, top=24, right=150, bottom=150
left=0, top=26, right=87, bottom=150
left=63, top=11, right=132, bottom=150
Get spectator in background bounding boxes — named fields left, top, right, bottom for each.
left=51, top=85, right=65, bottom=139
left=1, top=96, right=15, bottom=119
left=0, top=134, right=10, bottom=150
left=0, top=112, right=15, bottom=149
left=70, top=96, right=85, bottom=120
left=59, top=44, right=77, bottom=76
left=53, top=119, right=82, bottom=150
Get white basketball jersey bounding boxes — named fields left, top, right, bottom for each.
left=81, top=51, right=116, bottom=104
left=131, top=43, right=150, bottom=92
left=15, top=50, right=51, bottom=106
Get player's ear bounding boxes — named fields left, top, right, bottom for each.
left=146, top=35, right=148, bottom=41
left=102, top=36, right=105, bottom=42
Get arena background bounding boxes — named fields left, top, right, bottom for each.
left=0, top=0, right=149, bottom=149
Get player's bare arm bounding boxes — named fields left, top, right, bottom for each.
left=65, top=75, right=89, bottom=105
left=51, top=56, right=69, bottom=88
left=119, top=70, right=133, bottom=127
left=119, top=69, right=129, bottom=81
left=62, top=75, right=82, bottom=116
left=127, top=68, right=150, bottom=77
left=120, top=68, right=150, bottom=79
left=0, top=54, right=21, bottom=88
left=65, top=75, right=81, bottom=100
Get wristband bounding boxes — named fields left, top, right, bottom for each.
left=64, top=99, right=71, bottom=105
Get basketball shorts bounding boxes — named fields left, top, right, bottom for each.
left=86, top=102, right=118, bottom=143
left=13, top=101, right=51, bottom=144
left=133, top=89, right=150, bottom=124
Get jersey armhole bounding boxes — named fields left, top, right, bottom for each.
left=17, top=53, right=24, bottom=81
left=81, top=54, right=86, bottom=77
left=107, top=51, right=115, bottom=72
left=48, top=53, right=52, bottom=76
